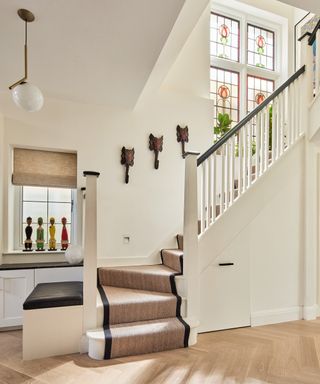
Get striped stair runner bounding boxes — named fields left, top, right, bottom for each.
left=90, top=236, right=190, bottom=359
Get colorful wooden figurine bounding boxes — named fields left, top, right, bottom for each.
left=24, top=216, right=33, bottom=251
left=49, top=217, right=57, bottom=251
left=61, top=217, right=69, bottom=250
left=36, top=217, right=44, bottom=251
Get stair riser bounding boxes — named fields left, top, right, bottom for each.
left=99, top=269, right=176, bottom=294
left=97, top=294, right=186, bottom=327
left=88, top=322, right=198, bottom=360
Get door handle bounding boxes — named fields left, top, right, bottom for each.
left=219, top=263, right=234, bottom=266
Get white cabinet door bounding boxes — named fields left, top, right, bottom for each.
left=0, top=269, right=34, bottom=328
left=199, top=251, right=250, bottom=333
left=35, top=267, right=83, bottom=285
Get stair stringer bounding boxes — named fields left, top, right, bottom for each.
left=198, top=135, right=305, bottom=274
left=197, top=135, right=305, bottom=331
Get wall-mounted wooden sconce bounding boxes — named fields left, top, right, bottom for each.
left=121, top=147, right=135, bottom=184
left=176, top=125, right=189, bottom=157
left=149, top=134, right=163, bottom=170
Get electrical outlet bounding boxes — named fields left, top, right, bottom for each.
left=123, top=235, right=130, bottom=244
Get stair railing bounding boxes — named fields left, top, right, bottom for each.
left=197, top=65, right=305, bottom=235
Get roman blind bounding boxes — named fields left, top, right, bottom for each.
left=12, top=148, right=77, bottom=188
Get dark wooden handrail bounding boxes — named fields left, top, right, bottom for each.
left=197, top=65, right=306, bottom=167
left=308, top=19, right=320, bottom=46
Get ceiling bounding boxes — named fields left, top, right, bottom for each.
left=0, top=0, right=185, bottom=109
left=278, top=0, right=320, bottom=13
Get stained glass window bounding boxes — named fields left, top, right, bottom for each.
left=247, top=75, right=274, bottom=112
left=210, top=13, right=240, bottom=62
left=247, top=24, right=274, bottom=71
left=210, top=67, right=240, bottom=129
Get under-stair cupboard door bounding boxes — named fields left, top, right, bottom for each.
left=199, top=251, right=250, bottom=332
left=0, top=269, right=34, bottom=328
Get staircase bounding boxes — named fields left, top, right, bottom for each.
left=86, top=236, right=198, bottom=360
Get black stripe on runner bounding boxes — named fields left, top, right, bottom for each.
left=97, top=284, right=112, bottom=359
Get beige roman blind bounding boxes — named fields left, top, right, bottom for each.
left=12, top=148, right=77, bottom=188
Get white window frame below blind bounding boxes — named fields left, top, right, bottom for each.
left=211, top=0, right=289, bottom=122
left=14, top=186, right=77, bottom=251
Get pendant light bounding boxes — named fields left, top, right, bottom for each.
left=9, top=9, right=44, bottom=112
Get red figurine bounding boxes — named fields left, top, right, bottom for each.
left=61, top=217, right=69, bottom=250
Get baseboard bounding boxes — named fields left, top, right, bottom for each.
left=303, top=304, right=319, bottom=320
left=251, top=306, right=303, bottom=327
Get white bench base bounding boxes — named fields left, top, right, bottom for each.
left=23, top=305, right=83, bottom=360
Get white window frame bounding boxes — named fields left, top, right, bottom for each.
left=14, top=186, right=77, bottom=251
left=211, top=0, right=289, bottom=122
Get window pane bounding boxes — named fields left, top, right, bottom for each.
left=23, top=202, right=47, bottom=224
left=247, top=24, right=275, bottom=71
left=210, top=13, right=240, bottom=62
left=48, top=203, right=72, bottom=223
left=211, top=67, right=240, bottom=141
left=247, top=75, right=274, bottom=113
left=23, top=186, right=47, bottom=202
left=49, top=188, right=72, bottom=202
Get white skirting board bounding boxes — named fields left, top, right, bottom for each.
left=251, top=306, right=303, bottom=327
left=23, top=305, right=83, bottom=360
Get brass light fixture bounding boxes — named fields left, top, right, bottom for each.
left=9, top=9, right=44, bottom=112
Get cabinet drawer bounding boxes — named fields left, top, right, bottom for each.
left=35, top=267, right=83, bottom=285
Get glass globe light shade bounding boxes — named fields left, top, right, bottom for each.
left=11, top=82, right=44, bottom=112
left=65, top=245, right=84, bottom=265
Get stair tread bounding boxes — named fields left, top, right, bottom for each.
left=100, top=264, right=177, bottom=276
left=100, top=285, right=180, bottom=304
left=87, top=317, right=187, bottom=339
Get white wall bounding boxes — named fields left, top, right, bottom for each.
left=0, top=113, right=4, bottom=265
left=199, top=138, right=305, bottom=328
left=0, top=9, right=213, bottom=265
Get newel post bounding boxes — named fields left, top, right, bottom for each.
left=183, top=152, right=200, bottom=321
left=82, top=171, right=100, bottom=334
left=299, top=34, right=318, bottom=320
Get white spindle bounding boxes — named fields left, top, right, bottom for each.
left=271, top=98, right=277, bottom=163
left=230, top=137, right=235, bottom=204
left=204, top=160, right=209, bottom=230
left=279, top=92, right=285, bottom=155
left=256, top=112, right=261, bottom=178
left=294, top=79, right=299, bottom=140
left=243, top=125, right=248, bottom=191
left=221, top=144, right=225, bottom=214
left=200, top=164, right=205, bottom=233
left=248, top=123, right=252, bottom=187
left=287, top=84, right=292, bottom=147
left=316, top=29, right=320, bottom=95
left=225, top=141, right=230, bottom=209
left=211, top=154, right=216, bottom=223
left=238, top=131, right=243, bottom=197
left=298, top=76, right=302, bottom=137
left=264, top=108, right=269, bottom=170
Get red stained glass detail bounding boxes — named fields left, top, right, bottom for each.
left=256, top=35, right=265, bottom=49
left=218, top=85, right=230, bottom=100
left=255, top=93, right=265, bottom=105
left=219, top=24, right=230, bottom=39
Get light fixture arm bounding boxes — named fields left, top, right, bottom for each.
left=9, top=10, right=34, bottom=90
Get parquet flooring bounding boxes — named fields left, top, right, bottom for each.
left=1, top=319, right=320, bottom=383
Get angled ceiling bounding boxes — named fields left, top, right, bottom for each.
left=0, top=0, right=185, bottom=108
left=277, top=0, right=320, bottom=13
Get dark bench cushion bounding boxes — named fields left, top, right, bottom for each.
left=23, top=281, right=83, bottom=310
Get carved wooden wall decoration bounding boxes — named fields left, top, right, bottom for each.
left=121, top=147, right=135, bottom=184
left=149, top=134, right=163, bottom=169
left=176, top=125, right=189, bottom=157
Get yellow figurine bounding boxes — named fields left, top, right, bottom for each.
left=49, top=217, right=57, bottom=251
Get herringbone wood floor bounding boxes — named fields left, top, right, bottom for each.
left=1, top=319, right=320, bottom=383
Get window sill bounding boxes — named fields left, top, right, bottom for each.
left=3, top=250, right=66, bottom=256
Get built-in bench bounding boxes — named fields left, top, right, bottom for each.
left=23, top=281, right=84, bottom=360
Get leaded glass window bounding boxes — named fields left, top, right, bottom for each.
left=210, top=67, right=240, bottom=130
left=210, top=13, right=240, bottom=62
left=247, top=24, right=275, bottom=71
left=247, top=75, right=274, bottom=112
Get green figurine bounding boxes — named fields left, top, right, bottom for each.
left=36, top=217, right=45, bottom=251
